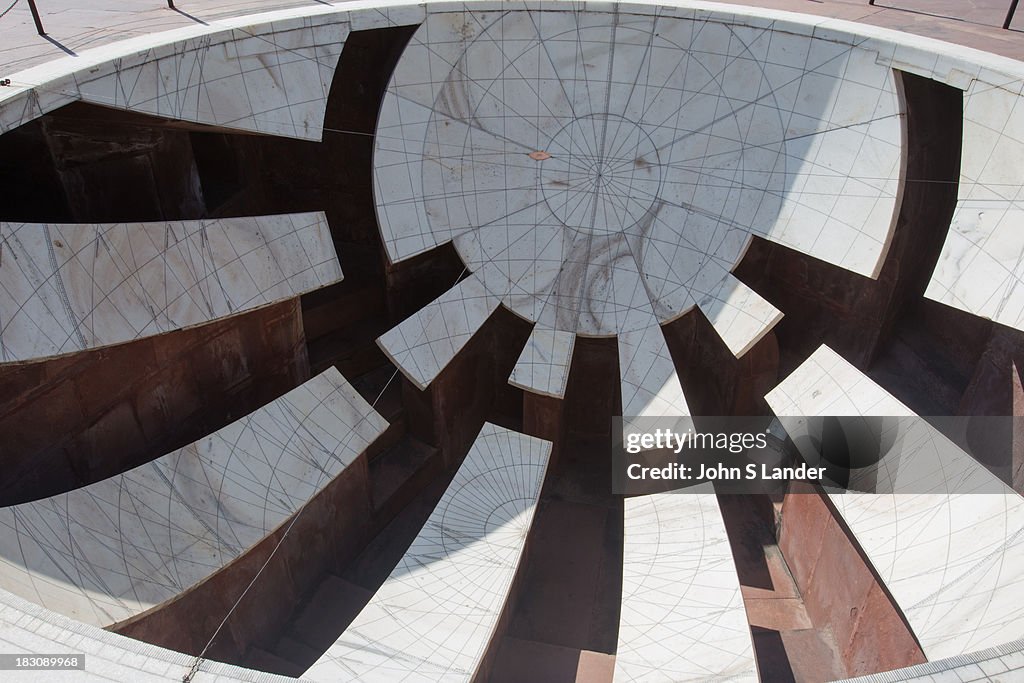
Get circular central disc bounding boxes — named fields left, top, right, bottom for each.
left=540, top=114, right=662, bottom=236
left=372, top=9, right=902, bottom=337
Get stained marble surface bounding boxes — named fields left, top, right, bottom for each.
left=616, top=489, right=757, bottom=682
left=0, top=368, right=388, bottom=627
left=0, top=214, right=341, bottom=363
left=372, top=4, right=905, bottom=350
left=305, top=422, right=551, bottom=682
left=765, top=345, right=1024, bottom=659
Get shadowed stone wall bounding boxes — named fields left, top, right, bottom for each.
left=0, top=299, right=309, bottom=505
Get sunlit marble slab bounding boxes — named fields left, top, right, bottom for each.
left=0, top=213, right=340, bottom=363
left=0, top=587, right=299, bottom=683
left=698, top=272, right=783, bottom=358
left=0, top=367, right=388, bottom=627
left=0, top=6, right=349, bottom=140
left=376, top=274, right=501, bottom=390
left=616, top=490, right=757, bottom=682
left=305, top=422, right=551, bottom=682
left=509, top=327, right=575, bottom=398
left=765, top=345, right=1024, bottom=659
left=618, top=323, right=690, bottom=419
left=831, top=0, right=1024, bottom=334
left=925, top=74, right=1024, bottom=331
left=371, top=4, right=904, bottom=349
left=4, top=4, right=1024, bottom=354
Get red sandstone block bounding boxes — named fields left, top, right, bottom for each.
left=779, top=487, right=830, bottom=592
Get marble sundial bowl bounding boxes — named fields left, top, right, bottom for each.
left=373, top=5, right=901, bottom=403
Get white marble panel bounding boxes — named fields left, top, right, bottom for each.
left=0, top=586, right=300, bottom=683
left=376, top=274, right=502, bottom=390
left=0, top=367, right=388, bottom=627
left=925, top=75, right=1024, bottom=330
left=305, top=422, right=551, bottom=682
left=765, top=345, right=1024, bottom=659
left=373, top=5, right=902, bottom=348
left=0, top=8, right=349, bottom=140
left=509, top=327, right=576, bottom=398
left=349, top=2, right=428, bottom=31
left=765, top=345, right=913, bottom=418
left=0, top=213, right=341, bottom=363
left=618, top=322, right=690, bottom=419
left=616, top=490, right=757, bottom=682
left=696, top=269, right=783, bottom=357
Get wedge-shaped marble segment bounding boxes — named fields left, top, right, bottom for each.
left=616, top=490, right=757, bottom=682
left=697, top=270, right=783, bottom=358
left=373, top=6, right=901, bottom=346
left=618, top=323, right=690, bottom=419
left=925, top=74, right=1024, bottom=332
left=766, top=345, right=1024, bottom=658
left=0, top=7, right=349, bottom=140
left=0, top=213, right=340, bottom=363
left=0, top=367, right=387, bottom=627
left=377, top=274, right=502, bottom=390
left=509, top=327, right=576, bottom=398
left=306, top=422, right=551, bottom=682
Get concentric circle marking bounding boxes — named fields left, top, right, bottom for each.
left=540, top=114, right=662, bottom=236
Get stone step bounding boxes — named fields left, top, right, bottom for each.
left=488, top=636, right=615, bottom=683
left=340, top=471, right=454, bottom=591
left=370, top=434, right=441, bottom=514
left=286, top=574, right=373, bottom=653
left=272, top=634, right=323, bottom=672
left=351, top=363, right=405, bottom=426
left=302, top=279, right=385, bottom=342
left=307, top=314, right=390, bottom=377
left=244, top=645, right=306, bottom=678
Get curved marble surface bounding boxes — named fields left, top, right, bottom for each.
left=373, top=3, right=904, bottom=350
left=617, top=490, right=757, bottom=682
left=618, top=321, right=690, bottom=418
left=0, top=367, right=388, bottom=627
left=0, top=6, right=349, bottom=141
left=508, top=327, right=576, bottom=398
left=0, top=213, right=341, bottom=363
left=305, top=422, right=551, bottom=682
left=925, top=72, right=1024, bottom=332
left=765, top=345, right=1024, bottom=660
left=362, top=0, right=1024, bottom=412
left=3, top=0, right=1024, bottom=679
left=377, top=273, right=500, bottom=390
left=0, top=8, right=1021, bottom=340
left=0, top=586, right=300, bottom=683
